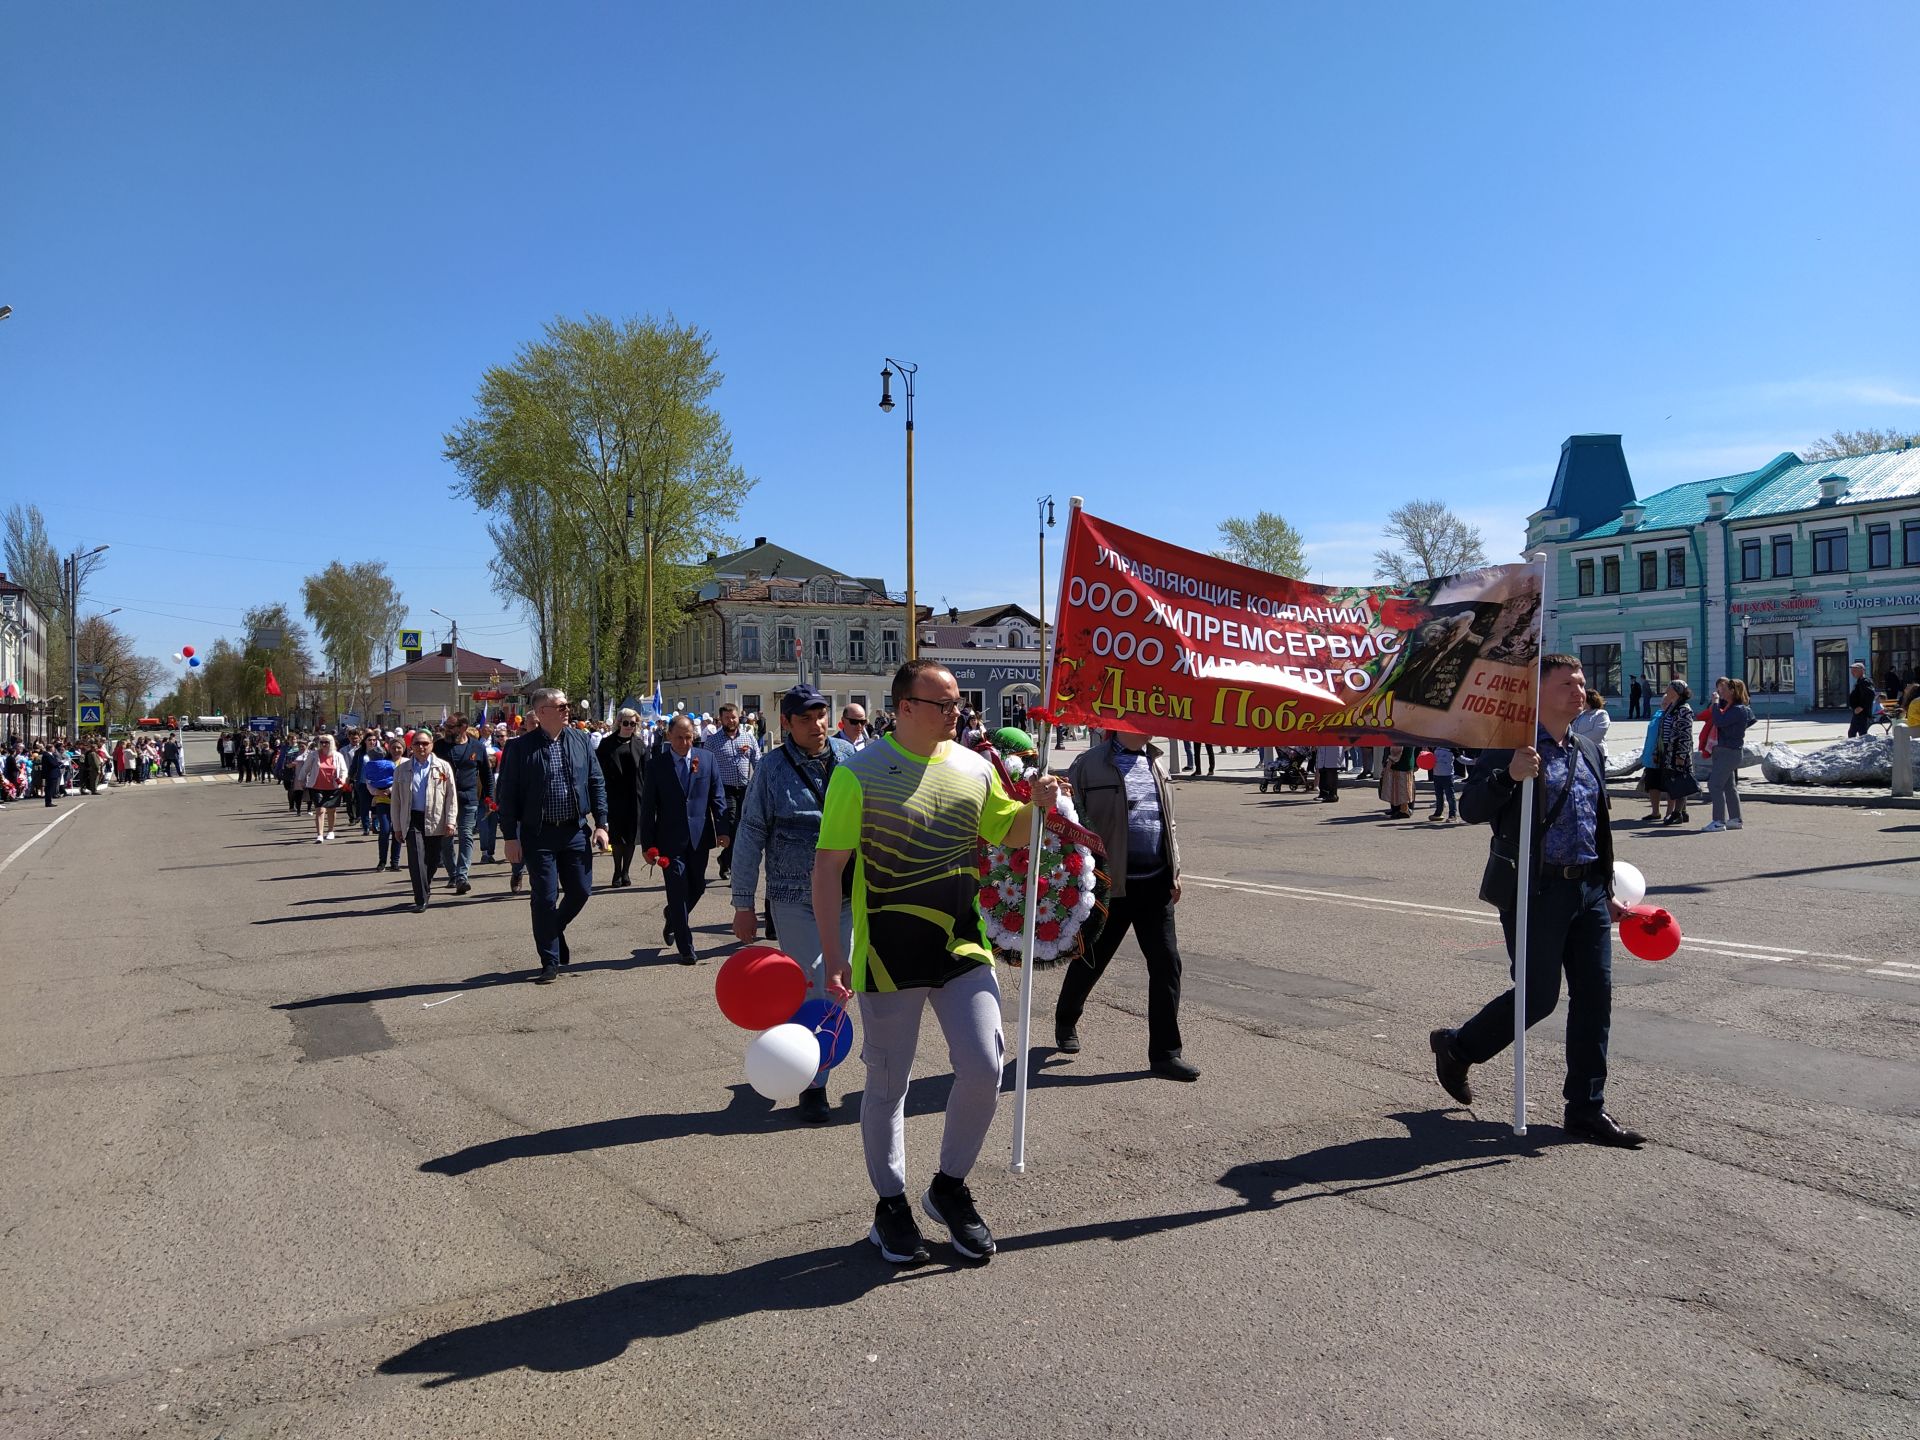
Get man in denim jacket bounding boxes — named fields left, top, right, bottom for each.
left=730, top=684, right=857, bottom=1123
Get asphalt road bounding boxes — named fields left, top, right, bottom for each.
left=1, top=735, right=1914, bottom=1439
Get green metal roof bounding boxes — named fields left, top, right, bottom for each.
left=1570, top=447, right=1920, bottom=539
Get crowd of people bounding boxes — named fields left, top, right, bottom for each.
left=0, top=732, right=184, bottom=804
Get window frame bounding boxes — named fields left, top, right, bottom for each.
left=1577, top=643, right=1622, bottom=699
left=1666, top=547, right=1686, bottom=588
left=1576, top=558, right=1595, bottom=597
left=736, top=622, right=761, bottom=666
left=1638, top=552, right=1659, bottom=591
left=1771, top=535, right=1794, bottom=578
left=1601, top=555, right=1621, bottom=594
left=1740, top=538, right=1763, bottom=581
left=1744, top=631, right=1795, bottom=696
left=1810, top=528, right=1848, bottom=575
left=1867, top=523, right=1892, bottom=570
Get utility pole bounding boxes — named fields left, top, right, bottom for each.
left=64, top=543, right=108, bottom=740
left=430, top=608, right=462, bottom=722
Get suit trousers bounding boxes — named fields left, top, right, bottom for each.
left=1054, top=870, right=1185, bottom=1061
left=405, top=812, right=446, bottom=907
left=716, top=785, right=746, bottom=878
left=525, top=822, right=592, bottom=968
left=661, top=847, right=711, bottom=960
left=1454, top=874, right=1613, bottom=1112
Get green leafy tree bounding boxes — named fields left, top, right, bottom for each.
left=1372, top=499, right=1488, bottom=587
left=301, top=560, right=405, bottom=719
left=446, top=313, right=756, bottom=702
left=1801, top=428, right=1920, bottom=461
left=1215, top=510, right=1308, bottom=579
left=3, top=502, right=105, bottom=701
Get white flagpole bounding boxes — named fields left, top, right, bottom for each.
left=1011, top=495, right=1075, bottom=1175
left=1512, top=552, right=1549, bottom=1137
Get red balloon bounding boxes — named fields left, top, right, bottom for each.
left=1618, top=905, right=1681, bottom=962
left=181, top=645, right=195, bottom=659
left=715, top=945, right=809, bottom=1030
left=1416, top=750, right=1435, bottom=771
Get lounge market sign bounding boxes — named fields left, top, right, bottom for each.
left=1732, top=592, right=1920, bottom=622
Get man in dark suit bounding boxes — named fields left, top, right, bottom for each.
left=1847, top=661, right=1877, bottom=738
left=1429, top=653, right=1644, bottom=1147
left=641, top=712, right=731, bottom=964
left=497, top=687, right=610, bottom=984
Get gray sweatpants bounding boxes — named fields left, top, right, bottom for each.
left=856, top=964, right=1004, bottom=1197
left=767, top=896, right=853, bottom=1004
left=1708, top=748, right=1743, bottom=825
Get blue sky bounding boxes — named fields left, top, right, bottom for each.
left=4, top=3, right=1917, bottom=677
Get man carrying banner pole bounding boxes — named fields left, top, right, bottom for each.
left=1428, top=649, right=1644, bottom=1146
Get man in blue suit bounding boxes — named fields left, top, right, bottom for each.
left=641, top=712, right=732, bottom=964
left=498, top=687, right=611, bottom=984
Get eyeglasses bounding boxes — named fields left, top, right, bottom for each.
left=903, top=695, right=959, bottom=716
left=619, top=719, right=638, bottom=727
left=411, top=741, right=433, bottom=750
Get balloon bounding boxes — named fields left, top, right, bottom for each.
left=789, top=996, right=854, bottom=1072
left=188, top=656, right=201, bottom=668
left=172, top=652, right=183, bottom=662
left=181, top=646, right=195, bottom=658
left=1612, top=860, right=1647, bottom=908
left=715, top=945, right=808, bottom=1030
left=1618, top=905, right=1680, bottom=962
left=745, top=1023, right=820, bottom=1102
left=1416, top=750, right=1435, bottom=772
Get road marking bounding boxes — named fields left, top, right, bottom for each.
left=0, top=802, right=86, bottom=876
left=171, top=777, right=187, bottom=785
left=200, top=776, right=219, bottom=783
left=1185, top=872, right=1908, bottom=978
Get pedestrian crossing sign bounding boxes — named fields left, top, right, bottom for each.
left=398, top=629, right=423, bottom=651
left=78, top=703, right=104, bottom=726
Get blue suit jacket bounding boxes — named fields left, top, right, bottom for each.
left=496, top=726, right=609, bottom=834
left=640, top=746, right=729, bottom=857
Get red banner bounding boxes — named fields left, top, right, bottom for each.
left=1046, top=510, right=1542, bottom=751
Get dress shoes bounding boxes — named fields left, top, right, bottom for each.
left=1150, top=1054, right=1200, bottom=1082
left=533, top=964, right=558, bottom=985
left=1564, top=1110, right=1645, bottom=1147
left=455, top=879, right=472, bottom=895
left=1053, top=1023, right=1081, bottom=1054
left=510, top=872, right=523, bottom=893
left=1429, top=1028, right=1473, bottom=1105
left=797, top=1086, right=831, bottom=1123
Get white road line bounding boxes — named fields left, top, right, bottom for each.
left=1186, top=872, right=1900, bottom=974
left=0, top=802, right=86, bottom=876
left=170, top=777, right=187, bottom=785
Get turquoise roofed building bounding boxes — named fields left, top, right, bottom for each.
left=1527, top=436, right=1920, bottom=715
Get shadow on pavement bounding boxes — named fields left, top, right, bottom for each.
left=275, top=949, right=673, bottom=1010
left=385, top=1110, right=1533, bottom=1385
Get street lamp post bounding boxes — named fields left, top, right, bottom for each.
left=878, top=359, right=919, bottom=661
left=64, top=544, right=108, bottom=738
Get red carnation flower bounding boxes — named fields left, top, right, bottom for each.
left=1062, top=851, right=1085, bottom=874
left=978, top=885, right=999, bottom=909
left=1056, top=887, right=1080, bottom=909
left=1009, top=849, right=1029, bottom=874
left=1035, top=920, right=1061, bottom=943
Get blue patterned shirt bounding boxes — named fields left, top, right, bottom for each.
left=703, top=726, right=760, bottom=788
left=540, top=730, right=576, bottom=825
left=1110, top=737, right=1167, bottom=879
left=1538, top=724, right=1599, bottom=866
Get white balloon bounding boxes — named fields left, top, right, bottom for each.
left=745, top=1023, right=819, bottom=1102
left=172, top=652, right=183, bottom=662
left=1612, top=860, right=1646, bottom=909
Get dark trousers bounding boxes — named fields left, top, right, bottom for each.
left=405, top=813, right=445, bottom=907
left=716, top=786, right=745, bottom=877
left=1847, top=711, right=1872, bottom=738
left=1317, top=766, right=1340, bottom=801
left=1429, top=774, right=1457, bottom=817
left=1455, top=875, right=1613, bottom=1111
left=1054, top=870, right=1184, bottom=1060
left=661, top=846, right=711, bottom=960
left=526, top=822, right=593, bottom=968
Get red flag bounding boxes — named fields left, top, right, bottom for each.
left=264, top=667, right=282, bottom=698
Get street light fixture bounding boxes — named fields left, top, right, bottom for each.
left=878, top=359, right=918, bottom=660
left=0, top=305, right=13, bottom=322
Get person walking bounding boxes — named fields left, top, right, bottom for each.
left=38, top=740, right=59, bottom=807
left=1628, top=676, right=1644, bottom=720
left=815, top=659, right=1062, bottom=1265
left=1315, top=742, right=1343, bottom=803
left=1428, top=653, right=1643, bottom=1148
left=392, top=732, right=457, bottom=911
left=704, top=702, right=759, bottom=885
left=1702, top=677, right=1754, bottom=833
left=1054, top=726, right=1199, bottom=1081
left=436, top=715, right=492, bottom=896
left=642, top=713, right=732, bottom=964
left=1379, top=743, right=1416, bottom=818
left=1427, top=745, right=1459, bottom=822
left=597, top=709, right=648, bottom=887
left=497, top=687, right=610, bottom=982
left=731, top=683, right=856, bottom=1123
left=362, top=735, right=400, bottom=871
left=1846, top=661, right=1876, bottom=738
left=296, top=732, right=351, bottom=842
left=1655, top=681, right=1697, bottom=825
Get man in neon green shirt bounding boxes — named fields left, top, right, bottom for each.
left=815, top=658, right=1063, bottom=1264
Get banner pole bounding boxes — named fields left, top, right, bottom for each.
left=1011, top=496, right=1078, bottom=1175
left=1512, top=552, right=1549, bottom=1138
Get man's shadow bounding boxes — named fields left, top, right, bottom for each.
left=384, top=1110, right=1534, bottom=1386
left=275, top=949, right=681, bottom=1011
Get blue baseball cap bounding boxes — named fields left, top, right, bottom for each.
left=781, top=683, right=829, bottom=717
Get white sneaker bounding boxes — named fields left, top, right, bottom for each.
left=313, top=836, right=324, bottom=844
left=1700, top=820, right=1726, bottom=832
left=1727, top=820, right=1743, bottom=829
left=326, top=830, right=336, bottom=841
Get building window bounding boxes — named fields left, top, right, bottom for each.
left=1871, top=626, right=1918, bottom=691
left=811, top=577, right=835, bottom=604
left=1641, top=638, right=1688, bottom=694
left=737, top=623, right=760, bottom=665
left=1810, top=529, right=1848, bottom=574
left=848, top=628, right=867, bottom=665
left=1007, top=626, right=1026, bottom=649
left=1906, top=520, right=1920, bottom=566
left=1740, top=539, right=1763, bottom=581
left=1772, top=535, right=1794, bottom=577
left=1578, top=643, right=1622, bottom=699
left=1576, top=559, right=1594, bottom=597
left=776, top=623, right=797, bottom=665
left=881, top=628, right=901, bottom=665
left=1601, top=556, right=1620, bottom=594
left=1745, top=632, right=1794, bottom=696
left=958, top=689, right=984, bottom=716
left=741, top=693, right=762, bottom=721
left=812, top=626, right=832, bottom=664
left=849, top=691, right=869, bottom=711
left=1666, top=548, right=1686, bottom=588
left=1638, top=553, right=1659, bottom=591
left=1867, top=524, right=1892, bottom=569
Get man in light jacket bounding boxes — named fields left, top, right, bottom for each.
left=392, top=732, right=458, bottom=913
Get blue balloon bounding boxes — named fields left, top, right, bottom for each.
left=789, top=997, right=853, bottom=1072
left=188, top=656, right=201, bottom=667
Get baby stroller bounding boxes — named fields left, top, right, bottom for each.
left=1258, top=747, right=1313, bottom=793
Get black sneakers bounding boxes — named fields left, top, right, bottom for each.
left=922, top=1172, right=996, bottom=1261
left=869, top=1194, right=930, bottom=1265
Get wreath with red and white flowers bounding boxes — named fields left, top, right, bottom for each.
left=972, top=745, right=1108, bottom=968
